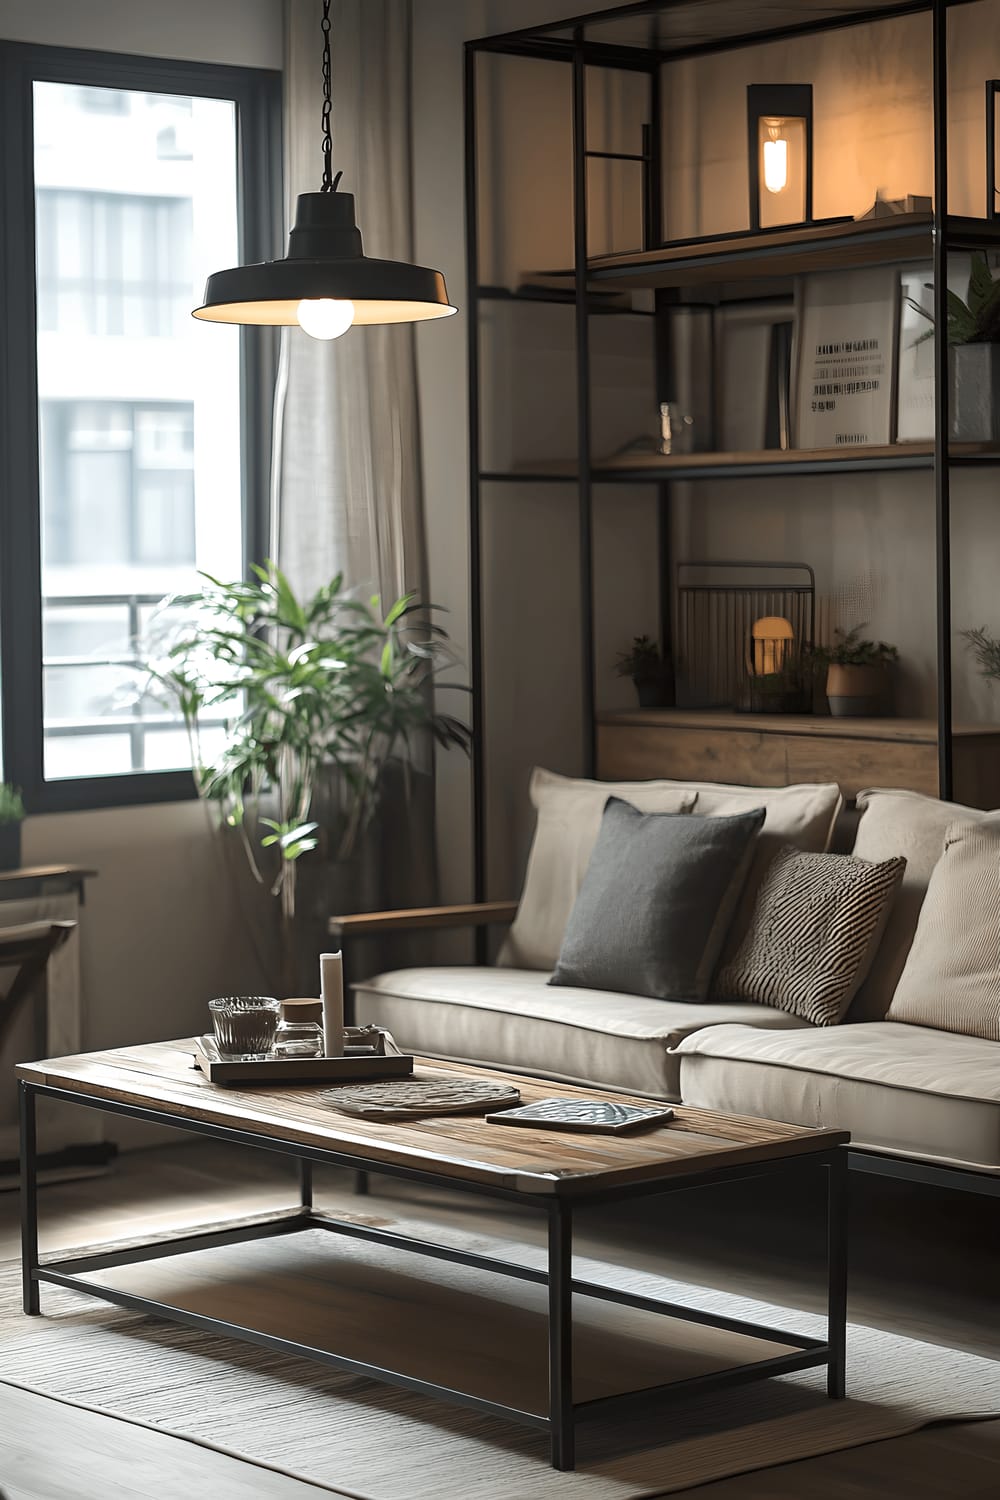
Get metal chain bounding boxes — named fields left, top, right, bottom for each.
left=320, top=0, right=334, bottom=191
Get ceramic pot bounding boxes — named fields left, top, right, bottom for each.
left=635, top=678, right=664, bottom=708
left=951, top=344, right=1000, bottom=442
left=826, top=663, right=890, bottom=718
left=0, top=821, right=22, bottom=871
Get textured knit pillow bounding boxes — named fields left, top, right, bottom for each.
left=549, top=798, right=765, bottom=1002
left=714, top=846, right=906, bottom=1025
left=887, top=821, right=1000, bottom=1041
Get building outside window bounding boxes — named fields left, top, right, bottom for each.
left=29, top=80, right=248, bottom=784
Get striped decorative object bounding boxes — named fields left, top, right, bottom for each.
left=714, top=846, right=906, bottom=1026
left=888, top=821, right=1000, bottom=1041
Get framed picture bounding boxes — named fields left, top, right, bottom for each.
left=793, top=267, right=899, bottom=448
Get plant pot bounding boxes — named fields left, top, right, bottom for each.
left=0, top=821, right=22, bottom=871
left=950, top=344, right=1000, bottom=442
left=826, top=663, right=890, bottom=718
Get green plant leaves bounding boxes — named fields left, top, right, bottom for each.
left=908, top=255, right=1000, bottom=346
left=137, top=562, right=471, bottom=877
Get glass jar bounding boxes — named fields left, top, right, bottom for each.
left=209, top=995, right=279, bottom=1058
left=273, top=998, right=325, bottom=1057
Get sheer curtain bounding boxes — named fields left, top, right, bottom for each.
left=273, top=0, right=427, bottom=610
left=273, top=0, right=437, bottom=943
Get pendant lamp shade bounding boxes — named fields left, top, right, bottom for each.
left=194, top=189, right=456, bottom=327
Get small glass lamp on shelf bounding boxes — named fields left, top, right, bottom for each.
left=747, top=85, right=813, bottom=232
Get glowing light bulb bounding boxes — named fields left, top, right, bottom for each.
left=296, top=298, right=355, bottom=340
left=763, top=136, right=788, bottom=195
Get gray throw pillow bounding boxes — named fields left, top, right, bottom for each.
left=548, top=798, right=766, bottom=1001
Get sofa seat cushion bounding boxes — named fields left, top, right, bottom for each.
left=675, top=1022, right=1000, bottom=1173
left=353, top=967, right=809, bottom=1101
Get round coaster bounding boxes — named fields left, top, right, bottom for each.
left=324, top=1077, right=521, bottom=1119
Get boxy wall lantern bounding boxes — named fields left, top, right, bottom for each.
left=193, top=0, right=456, bottom=338
left=747, top=84, right=813, bottom=233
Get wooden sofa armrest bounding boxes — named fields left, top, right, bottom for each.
left=328, top=901, right=518, bottom=939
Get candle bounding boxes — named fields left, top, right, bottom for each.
left=320, top=951, right=345, bottom=1057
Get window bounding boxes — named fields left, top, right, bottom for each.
left=41, top=401, right=196, bottom=566
left=0, top=49, right=281, bottom=810
left=36, top=190, right=193, bottom=337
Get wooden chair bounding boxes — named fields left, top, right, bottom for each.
left=0, top=920, right=76, bottom=1059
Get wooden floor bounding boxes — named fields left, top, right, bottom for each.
left=0, top=1138, right=997, bottom=1499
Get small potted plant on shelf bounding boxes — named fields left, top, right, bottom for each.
left=0, top=784, right=25, bottom=871
left=615, top=636, right=670, bottom=708
left=809, top=626, right=898, bottom=718
left=907, top=253, right=1000, bottom=441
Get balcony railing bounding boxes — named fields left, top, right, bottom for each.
left=43, top=591, right=226, bottom=774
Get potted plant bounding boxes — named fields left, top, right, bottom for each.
left=809, top=626, right=898, bottom=718
left=140, top=562, right=471, bottom=993
left=0, top=784, right=25, bottom=871
left=615, top=636, right=671, bottom=708
left=907, top=254, right=1000, bottom=440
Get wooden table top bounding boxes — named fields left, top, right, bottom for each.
left=18, top=1041, right=848, bottom=1198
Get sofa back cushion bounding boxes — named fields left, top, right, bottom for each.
left=498, top=769, right=696, bottom=972
left=847, top=788, right=1000, bottom=1021
left=499, top=769, right=842, bottom=973
left=549, top=799, right=766, bottom=1001
left=886, top=820, right=1000, bottom=1041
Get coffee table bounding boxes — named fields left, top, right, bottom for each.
left=18, top=1043, right=848, bottom=1471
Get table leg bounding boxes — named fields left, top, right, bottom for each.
left=19, top=1082, right=39, bottom=1315
left=299, top=1158, right=313, bottom=1211
left=548, top=1198, right=574, bottom=1470
left=826, top=1151, right=848, bottom=1398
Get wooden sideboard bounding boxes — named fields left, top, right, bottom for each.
left=596, top=710, right=1000, bottom=808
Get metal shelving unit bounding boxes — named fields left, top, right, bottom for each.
left=464, top=0, right=999, bottom=906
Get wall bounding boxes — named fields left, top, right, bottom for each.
left=1, top=0, right=283, bottom=1147
left=0, top=0, right=282, bottom=69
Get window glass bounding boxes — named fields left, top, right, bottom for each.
left=33, top=81, right=243, bottom=780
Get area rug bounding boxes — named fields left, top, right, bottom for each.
left=0, top=1207, right=997, bottom=1500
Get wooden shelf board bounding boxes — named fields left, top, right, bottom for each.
left=597, top=710, right=1000, bottom=743
left=584, top=214, right=1000, bottom=290
left=0, top=864, right=97, bottom=885
left=496, top=441, right=1000, bottom=484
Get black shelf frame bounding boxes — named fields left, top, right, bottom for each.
left=465, top=0, right=996, bottom=918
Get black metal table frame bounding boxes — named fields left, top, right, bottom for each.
left=19, top=1080, right=848, bottom=1472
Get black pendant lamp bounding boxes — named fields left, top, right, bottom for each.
left=193, top=0, right=456, bottom=339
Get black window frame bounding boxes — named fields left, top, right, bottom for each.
left=0, top=43, right=281, bottom=813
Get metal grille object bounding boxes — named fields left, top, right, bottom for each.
left=675, top=560, right=815, bottom=710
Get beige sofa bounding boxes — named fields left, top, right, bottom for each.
left=340, top=775, right=1000, bottom=1194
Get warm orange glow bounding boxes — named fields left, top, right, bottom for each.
left=751, top=616, right=794, bottom=675
left=193, top=298, right=458, bottom=326
left=763, top=135, right=788, bottom=194
left=757, top=115, right=806, bottom=227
